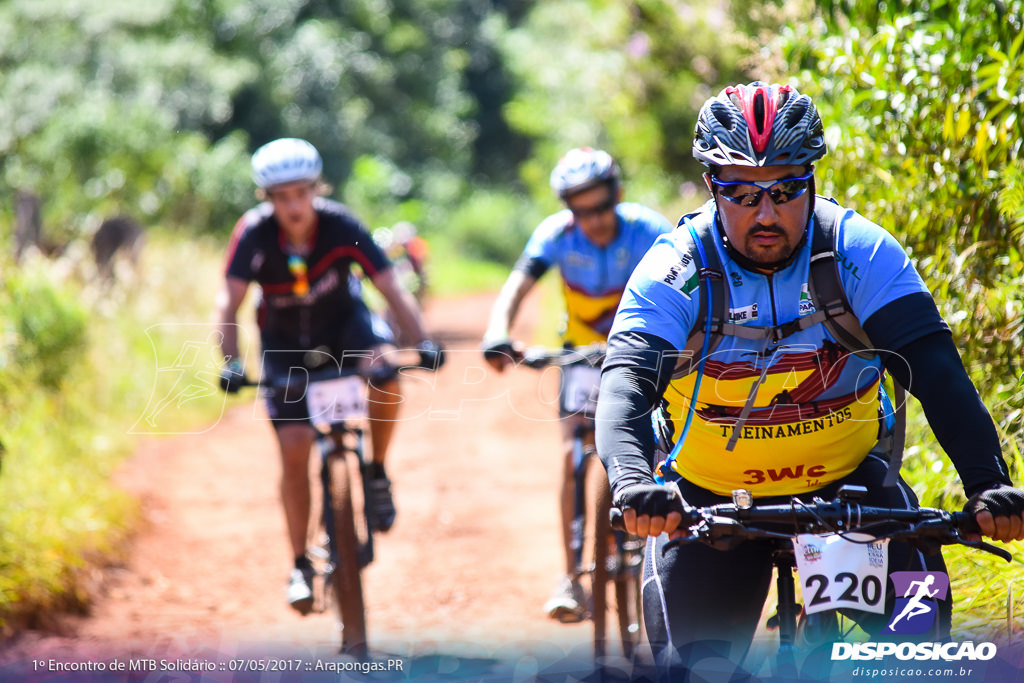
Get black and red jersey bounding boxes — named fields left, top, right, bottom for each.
left=225, top=198, right=390, bottom=350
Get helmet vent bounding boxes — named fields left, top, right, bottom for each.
left=712, top=104, right=734, bottom=129
left=786, top=101, right=808, bottom=128
left=753, top=92, right=767, bottom=135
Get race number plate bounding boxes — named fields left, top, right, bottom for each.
left=306, top=376, right=368, bottom=427
left=560, top=364, right=601, bottom=415
left=793, top=532, right=889, bottom=615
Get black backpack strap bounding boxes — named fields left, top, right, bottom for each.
left=809, top=196, right=905, bottom=486
left=806, top=197, right=872, bottom=358
left=880, top=382, right=907, bottom=487
left=808, top=198, right=875, bottom=359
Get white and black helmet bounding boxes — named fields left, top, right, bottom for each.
left=549, top=147, right=621, bottom=199
left=251, top=137, right=323, bottom=189
left=693, top=82, right=826, bottom=168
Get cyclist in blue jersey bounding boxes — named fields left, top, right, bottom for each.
left=482, top=147, right=673, bottom=620
left=595, top=82, right=1024, bottom=671
left=216, top=138, right=444, bottom=615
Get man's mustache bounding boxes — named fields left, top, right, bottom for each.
left=750, top=225, right=786, bottom=236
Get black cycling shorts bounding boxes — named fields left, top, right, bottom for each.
left=259, top=299, right=394, bottom=427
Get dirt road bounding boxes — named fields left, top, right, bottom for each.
left=0, top=292, right=638, bottom=681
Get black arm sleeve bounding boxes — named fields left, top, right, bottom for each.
left=596, top=330, right=677, bottom=501
left=876, top=330, right=1011, bottom=497
left=862, top=291, right=948, bottom=352
left=513, top=254, right=550, bottom=280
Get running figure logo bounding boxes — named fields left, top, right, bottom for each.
left=885, top=571, right=949, bottom=635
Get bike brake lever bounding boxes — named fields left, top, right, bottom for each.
left=687, top=516, right=753, bottom=552
left=957, top=538, right=1013, bottom=563
left=662, top=533, right=702, bottom=555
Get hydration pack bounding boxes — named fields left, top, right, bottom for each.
left=668, top=197, right=906, bottom=486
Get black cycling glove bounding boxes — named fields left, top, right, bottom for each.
left=481, top=338, right=516, bottom=363
left=613, top=482, right=687, bottom=520
left=219, top=359, right=246, bottom=394
left=964, top=483, right=1024, bottom=519
left=417, top=339, right=446, bottom=371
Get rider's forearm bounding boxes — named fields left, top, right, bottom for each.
left=218, top=323, right=240, bottom=361
left=216, top=301, right=241, bottom=361
left=389, top=288, right=428, bottom=343
left=373, top=268, right=427, bottom=343
left=884, top=330, right=1012, bottom=496
left=484, top=270, right=535, bottom=341
left=596, top=331, right=676, bottom=501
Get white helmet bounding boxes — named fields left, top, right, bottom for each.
left=549, top=147, right=621, bottom=199
left=251, top=138, right=323, bottom=189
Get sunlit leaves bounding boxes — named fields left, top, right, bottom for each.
left=782, top=0, right=1024, bottom=457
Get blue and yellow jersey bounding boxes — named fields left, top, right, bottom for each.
left=610, top=200, right=932, bottom=496
left=516, top=202, right=674, bottom=346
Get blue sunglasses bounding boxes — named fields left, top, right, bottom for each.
left=711, top=172, right=813, bottom=207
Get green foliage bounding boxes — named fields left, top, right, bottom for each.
left=0, top=0, right=531, bottom=250
left=0, top=0, right=256, bottom=241
left=776, top=1, right=1024, bottom=634
left=443, top=189, right=545, bottom=265
left=500, top=0, right=757, bottom=207
left=0, top=234, right=229, bottom=632
left=2, top=271, right=87, bottom=390
left=780, top=2, right=1024, bottom=441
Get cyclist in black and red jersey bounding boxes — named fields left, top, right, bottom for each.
left=216, top=137, right=444, bottom=614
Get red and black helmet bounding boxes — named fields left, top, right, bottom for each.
left=693, top=82, right=826, bottom=168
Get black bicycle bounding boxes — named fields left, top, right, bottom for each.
left=521, top=344, right=645, bottom=661
left=248, top=356, right=434, bottom=657
left=615, top=484, right=1012, bottom=679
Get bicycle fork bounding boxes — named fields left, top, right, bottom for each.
left=770, top=548, right=801, bottom=677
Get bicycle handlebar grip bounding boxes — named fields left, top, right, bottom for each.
left=953, top=510, right=981, bottom=535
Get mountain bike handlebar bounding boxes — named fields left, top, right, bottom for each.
left=610, top=486, right=1012, bottom=562
left=518, top=343, right=606, bottom=370
left=238, top=356, right=438, bottom=395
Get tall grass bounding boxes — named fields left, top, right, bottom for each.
left=888, top=403, right=1024, bottom=640
left=0, top=232, right=231, bottom=634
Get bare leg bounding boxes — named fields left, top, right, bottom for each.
left=559, top=419, right=578, bottom=577
left=541, top=417, right=586, bottom=621
left=275, top=423, right=316, bottom=557
left=367, top=378, right=401, bottom=465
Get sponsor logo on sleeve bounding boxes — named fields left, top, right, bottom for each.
left=662, top=251, right=699, bottom=298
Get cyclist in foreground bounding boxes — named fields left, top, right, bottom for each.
left=594, top=82, right=1024, bottom=668
left=481, top=147, right=673, bottom=620
left=216, top=137, right=443, bottom=614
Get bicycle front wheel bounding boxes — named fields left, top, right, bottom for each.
left=327, top=452, right=368, bottom=658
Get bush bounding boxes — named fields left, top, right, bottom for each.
left=1, top=266, right=88, bottom=390
left=444, top=188, right=544, bottom=266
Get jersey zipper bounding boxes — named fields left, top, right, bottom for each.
left=765, top=272, right=780, bottom=346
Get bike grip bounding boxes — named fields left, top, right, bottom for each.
left=954, top=510, right=981, bottom=535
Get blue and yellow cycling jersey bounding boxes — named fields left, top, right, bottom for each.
left=516, top=202, right=673, bottom=346
left=610, top=200, right=932, bottom=496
